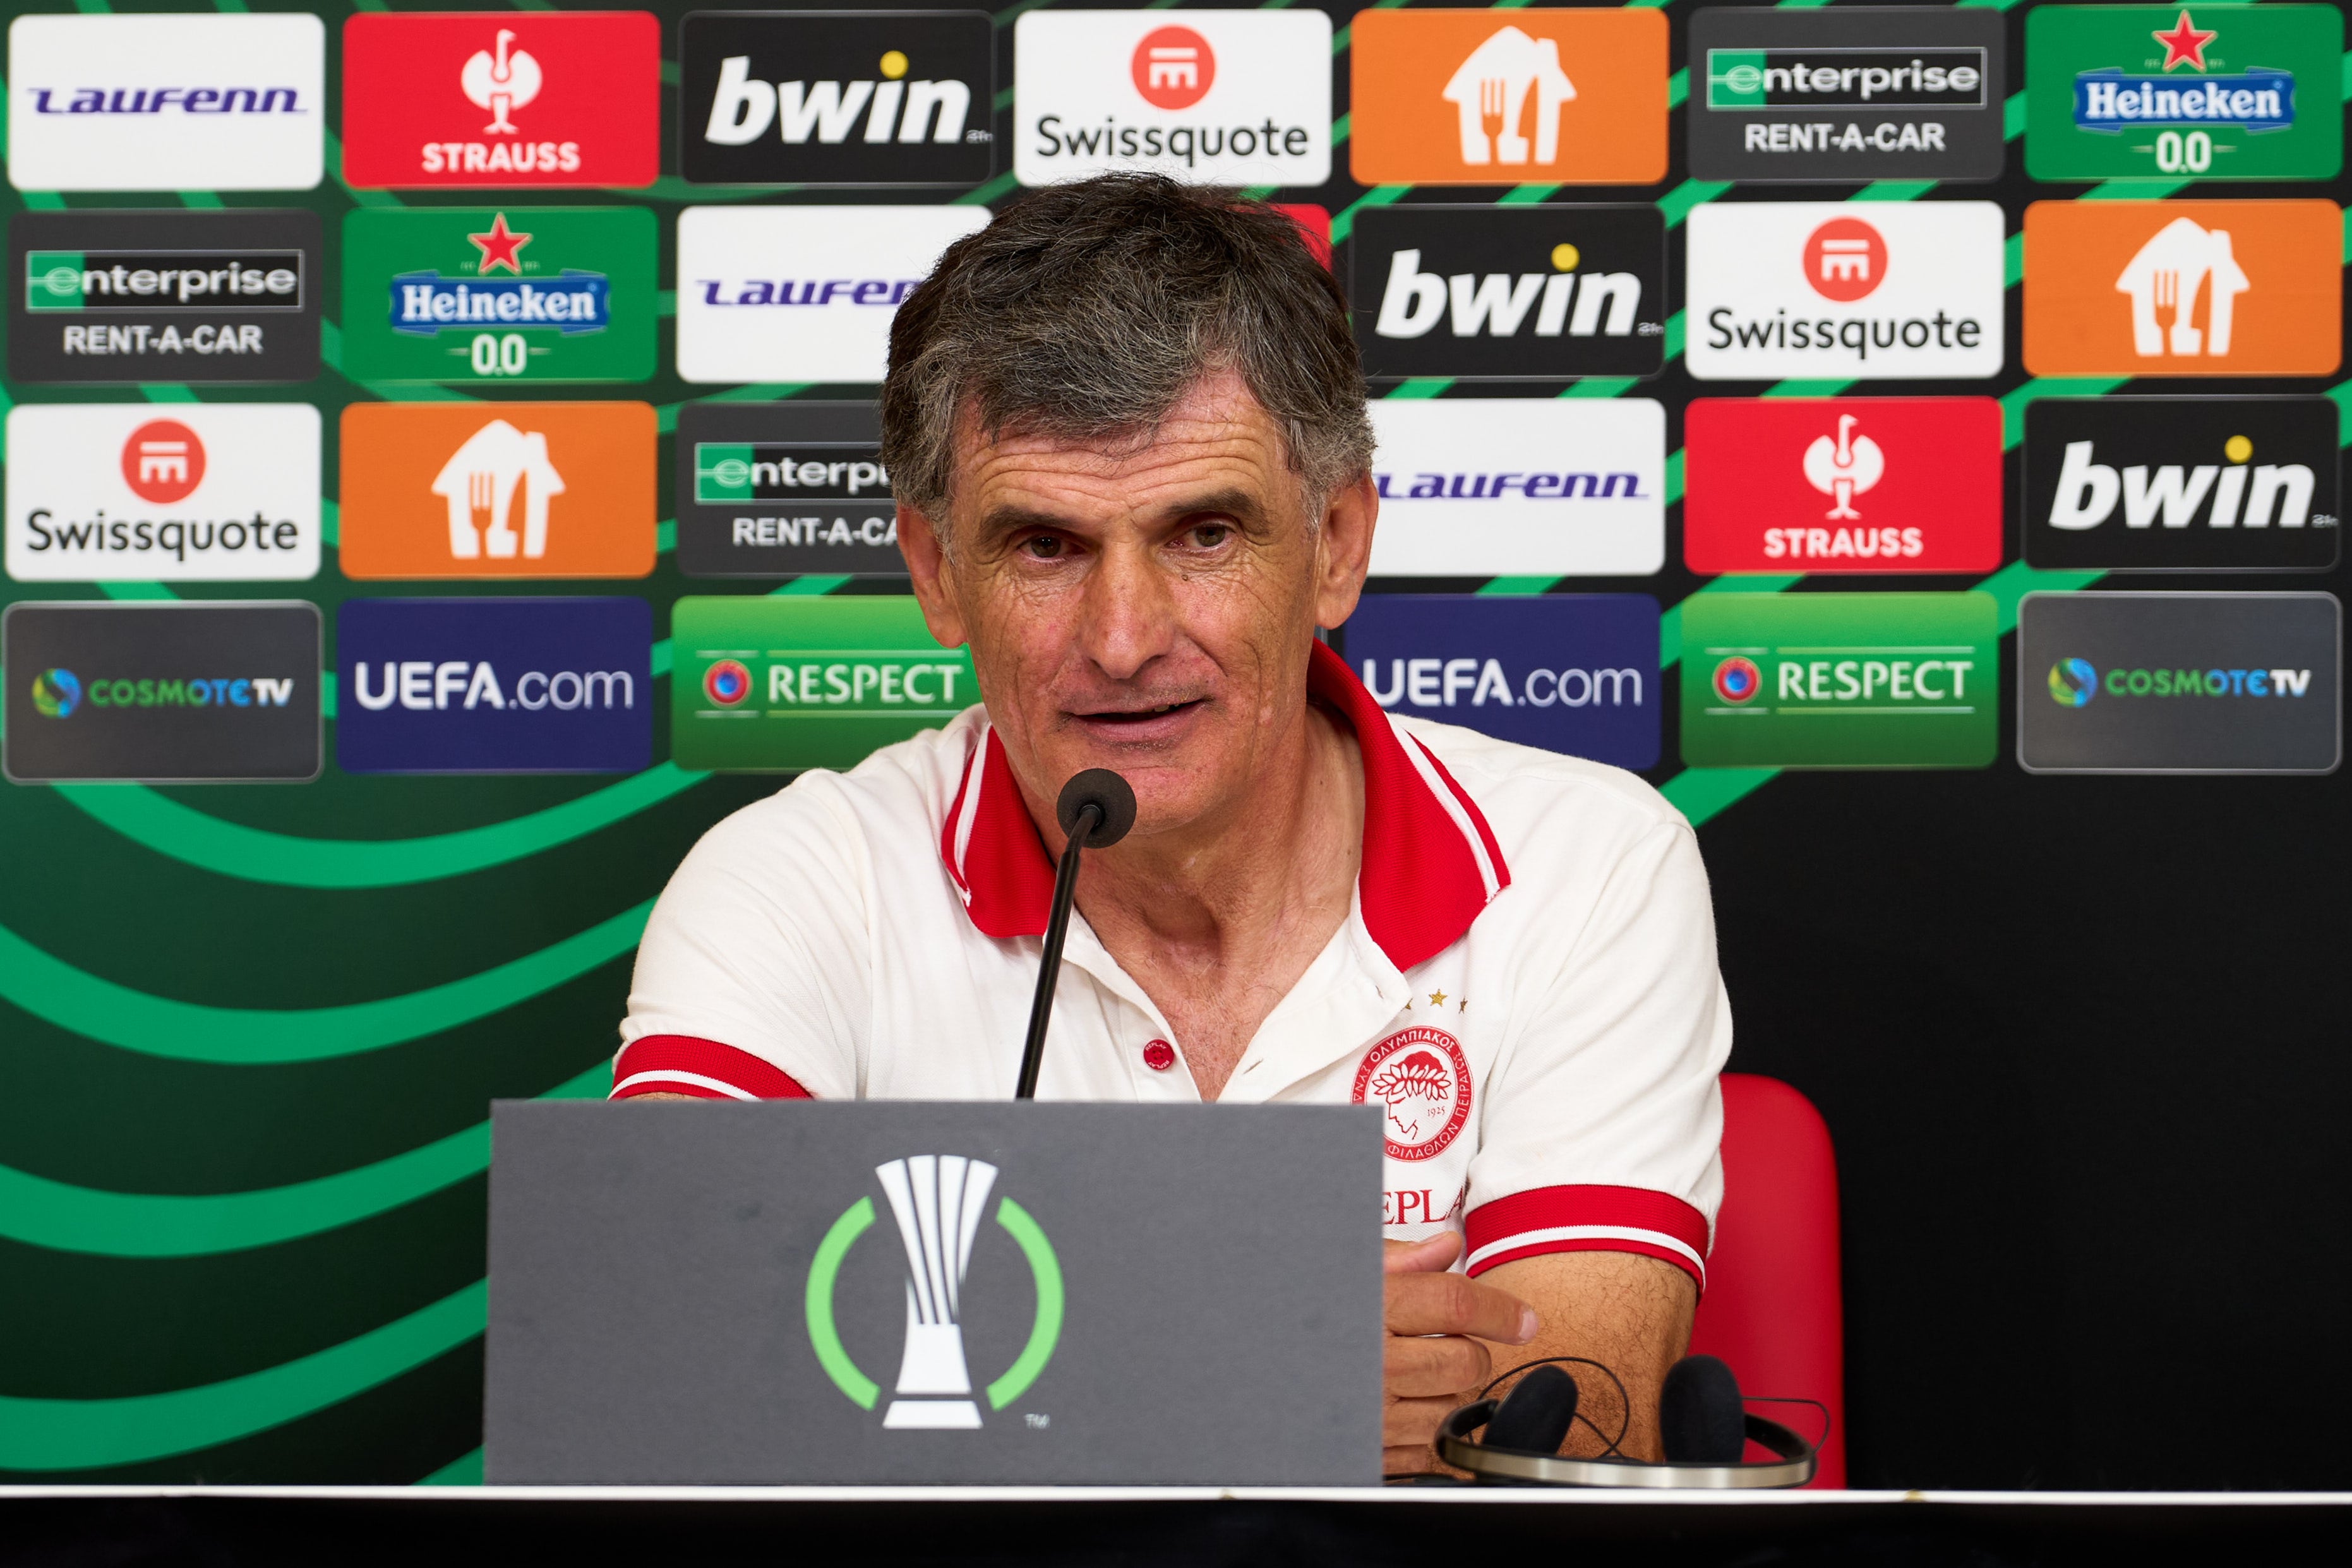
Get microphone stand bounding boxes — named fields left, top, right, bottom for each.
left=1015, top=800, right=1101, bottom=1100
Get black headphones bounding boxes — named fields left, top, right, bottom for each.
left=1435, top=1354, right=1823, bottom=1488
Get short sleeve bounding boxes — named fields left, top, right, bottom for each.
left=613, top=777, right=874, bottom=1101
left=1463, top=819, right=1731, bottom=1289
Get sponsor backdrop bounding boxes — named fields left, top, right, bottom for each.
left=0, top=0, right=2347, bottom=1496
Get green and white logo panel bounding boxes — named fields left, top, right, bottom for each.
left=2025, top=5, right=2343, bottom=181
left=1681, top=592, right=1999, bottom=769
left=339, top=206, right=656, bottom=383
left=671, top=595, right=976, bottom=771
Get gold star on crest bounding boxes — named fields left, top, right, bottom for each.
left=1429, top=991, right=1448, bottom=1007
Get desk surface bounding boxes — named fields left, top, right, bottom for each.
left=3, top=1487, right=2349, bottom=1567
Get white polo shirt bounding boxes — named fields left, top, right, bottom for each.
left=616, top=642, right=1731, bottom=1288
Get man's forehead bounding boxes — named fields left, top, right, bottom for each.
left=951, top=374, right=1290, bottom=517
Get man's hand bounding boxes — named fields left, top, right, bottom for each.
left=1383, top=1232, right=1537, bottom=1477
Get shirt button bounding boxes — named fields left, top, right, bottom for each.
left=1142, top=1039, right=1176, bottom=1072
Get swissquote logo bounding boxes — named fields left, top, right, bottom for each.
left=2022, top=200, right=2341, bottom=378
left=2026, top=4, right=2341, bottom=181
left=1686, top=201, right=2004, bottom=381
left=684, top=11, right=993, bottom=187
left=805, top=1157, right=1062, bottom=1428
left=1353, top=1031, right=1473, bottom=1163
left=675, top=205, right=988, bottom=384
left=1014, top=10, right=1330, bottom=188
left=6, top=404, right=320, bottom=583
left=338, top=402, right=654, bottom=580
left=1688, top=7, right=2005, bottom=183
left=342, top=206, right=656, bottom=385
left=1350, top=9, right=1665, bottom=186
left=1365, top=397, right=1664, bottom=577
left=1683, top=397, right=2003, bottom=574
left=341, top=13, right=660, bottom=188
left=8, top=13, right=323, bottom=192
left=1353, top=205, right=1664, bottom=381
left=2024, top=397, right=2340, bottom=573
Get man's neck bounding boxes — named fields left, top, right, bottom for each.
left=1040, top=703, right=1365, bottom=1098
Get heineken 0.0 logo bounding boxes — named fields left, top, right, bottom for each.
left=805, top=1156, right=1063, bottom=1429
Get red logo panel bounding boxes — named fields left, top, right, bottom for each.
left=1352, top=1027, right=1473, bottom=1162
left=1683, top=397, right=2004, bottom=575
left=341, top=13, right=660, bottom=189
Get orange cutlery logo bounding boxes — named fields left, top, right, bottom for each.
left=2024, top=200, right=2341, bottom=378
left=339, top=402, right=655, bottom=578
left=1349, top=10, right=1667, bottom=186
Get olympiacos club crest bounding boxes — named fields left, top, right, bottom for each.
left=1353, top=1028, right=1473, bottom=1161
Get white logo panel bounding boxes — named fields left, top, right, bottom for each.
left=1014, top=11, right=1331, bottom=188
left=675, top=205, right=990, bottom=385
left=1367, top=398, right=1665, bottom=578
left=6, top=15, right=324, bottom=192
left=1684, top=201, right=2005, bottom=381
left=6, top=404, right=321, bottom=582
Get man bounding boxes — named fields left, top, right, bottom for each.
left=617, top=176, right=1731, bottom=1473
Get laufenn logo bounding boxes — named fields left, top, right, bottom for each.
left=805, top=1157, right=1062, bottom=1428
left=25, top=85, right=301, bottom=116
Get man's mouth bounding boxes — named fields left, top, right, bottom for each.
left=1072, top=698, right=1206, bottom=727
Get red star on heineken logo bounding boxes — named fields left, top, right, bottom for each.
left=467, top=213, right=532, bottom=275
left=2151, top=9, right=2218, bottom=73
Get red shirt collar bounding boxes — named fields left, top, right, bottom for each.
left=939, top=640, right=1509, bottom=972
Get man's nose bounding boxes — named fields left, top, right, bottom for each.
left=1078, top=536, right=1180, bottom=682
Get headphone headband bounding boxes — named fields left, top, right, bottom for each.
left=1435, top=1401, right=1818, bottom=1490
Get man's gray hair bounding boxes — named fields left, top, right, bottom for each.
left=880, top=174, right=1373, bottom=526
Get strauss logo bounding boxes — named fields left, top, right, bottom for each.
left=1802, top=414, right=1885, bottom=521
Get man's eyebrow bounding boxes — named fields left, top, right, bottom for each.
left=972, top=488, right=1269, bottom=540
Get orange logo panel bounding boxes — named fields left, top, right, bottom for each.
left=339, top=402, right=656, bottom=579
left=2024, top=200, right=2342, bottom=378
left=1350, top=9, right=1667, bottom=186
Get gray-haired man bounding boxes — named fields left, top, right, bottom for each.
left=618, top=175, right=1732, bottom=1472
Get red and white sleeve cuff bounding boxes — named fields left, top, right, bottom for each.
left=609, top=1034, right=814, bottom=1101
left=1463, top=1184, right=1712, bottom=1291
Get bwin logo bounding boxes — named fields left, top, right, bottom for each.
left=2047, top=440, right=2319, bottom=532
left=704, top=55, right=976, bottom=147
left=1376, top=246, right=1641, bottom=340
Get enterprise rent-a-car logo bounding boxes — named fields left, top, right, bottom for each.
left=1014, top=11, right=1330, bottom=188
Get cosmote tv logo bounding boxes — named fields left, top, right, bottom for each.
left=2048, top=657, right=2315, bottom=704
left=805, top=1157, right=1062, bottom=1429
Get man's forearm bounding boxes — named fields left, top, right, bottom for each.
left=1474, top=1250, right=1696, bottom=1461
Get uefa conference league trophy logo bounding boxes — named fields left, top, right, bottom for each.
left=876, top=1155, right=995, bottom=1428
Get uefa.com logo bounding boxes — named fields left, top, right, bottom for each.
left=805, top=1157, right=1063, bottom=1429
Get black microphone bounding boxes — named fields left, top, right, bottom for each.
left=1014, top=769, right=1137, bottom=1099
left=1484, top=1365, right=1580, bottom=1457
left=1660, top=1353, right=1747, bottom=1464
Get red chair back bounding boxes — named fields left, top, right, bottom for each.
left=1688, top=1072, right=1847, bottom=1488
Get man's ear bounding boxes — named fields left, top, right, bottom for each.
left=1312, top=471, right=1377, bottom=632
left=896, top=502, right=970, bottom=650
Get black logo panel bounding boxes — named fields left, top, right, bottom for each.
left=675, top=401, right=904, bottom=577
left=3, top=601, right=321, bottom=783
left=1688, top=6, right=2006, bottom=183
left=681, top=10, right=995, bottom=187
left=2025, top=397, right=2339, bottom=573
left=8, top=208, right=322, bottom=384
left=1350, top=205, right=1665, bottom=381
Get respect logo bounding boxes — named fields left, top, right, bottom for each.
left=1679, top=592, right=1999, bottom=769
left=671, top=595, right=976, bottom=772
left=340, top=206, right=655, bottom=384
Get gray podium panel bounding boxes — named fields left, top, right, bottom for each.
left=486, top=1101, right=1384, bottom=1486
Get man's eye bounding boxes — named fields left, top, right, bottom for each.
left=1188, top=524, right=1230, bottom=549
left=1023, top=534, right=1065, bottom=559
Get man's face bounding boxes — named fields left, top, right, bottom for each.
left=899, top=373, right=1374, bottom=839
